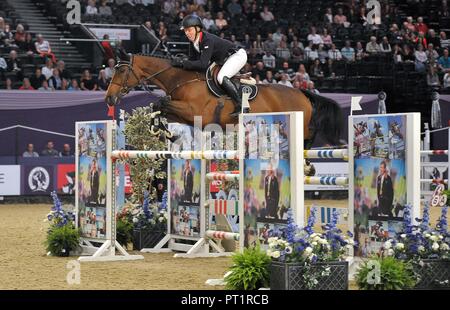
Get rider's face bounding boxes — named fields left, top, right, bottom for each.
left=184, top=27, right=197, bottom=42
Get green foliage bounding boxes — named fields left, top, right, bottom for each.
left=45, top=224, right=80, bottom=257
left=116, top=217, right=134, bottom=247
left=356, top=256, right=417, bottom=290
left=225, top=245, right=271, bottom=290
left=123, top=105, right=167, bottom=204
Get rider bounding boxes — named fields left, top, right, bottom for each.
left=172, top=14, right=248, bottom=117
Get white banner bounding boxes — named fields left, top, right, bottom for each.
left=89, top=28, right=131, bottom=41
left=304, top=162, right=348, bottom=191
left=0, top=165, right=21, bottom=195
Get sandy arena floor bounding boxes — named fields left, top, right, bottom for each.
left=0, top=200, right=445, bottom=290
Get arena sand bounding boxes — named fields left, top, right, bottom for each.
left=0, top=201, right=445, bottom=290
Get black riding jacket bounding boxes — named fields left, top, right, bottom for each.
left=183, top=31, right=238, bottom=71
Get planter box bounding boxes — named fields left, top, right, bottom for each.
left=270, top=261, right=348, bottom=290
left=414, top=259, right=450, bottom=290
left=133, top=228, right=166, bottom=250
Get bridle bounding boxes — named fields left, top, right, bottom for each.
left=110, top=55, right=172, bottom=96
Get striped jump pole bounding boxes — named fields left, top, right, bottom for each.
left=111, top=150, right=239, bottom=160
left=420, top=179, right=448, bottom=184
left=420, top=150, right=448, bottom=155
left=205, top=230, right=240, bottom=241
left=304, top=149, right=348, bottom=160
left=206, top=172, right=240, bottom=181
left=304, top=176, right=349, bottom=186
left=208, top=199, right=240, bottom=216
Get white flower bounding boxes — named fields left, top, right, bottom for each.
left=345, top=244, right=353, bottom=250
left=266, top=249, right=273, bottom=257
left=418, top=245, right=425, bottom=252
left=425, top=233, right=431, bottom=238
left=439, top=235, right=444, bottom=240
left=285, top=246, right=293, bottom=254
left=158, top=217, right=164, bottom=222
left=311, top=241, right=318, bottom=246
left=384, top=241, right=392, bottom=249
left=440, top=243, right=450, bottom=251
left=432, top=242, right=439, bottom=251
left=267, top=237, right=278, bottom=244
left=346, top=238, right=355, bottom=245
left=400, top=234, right=406, bottom=239
left=132, top=217, right=138, bottom=223
left=395, top=243, right=405, bottom=250
left=430, top=235, right=439, bottom=242
left=387, top=249, right=394, bottom=256
left=272, top=251, right=281, bottom=259
left=318, top=238, right=328, bottom=245
left=304, top=247, right=313, bottom=255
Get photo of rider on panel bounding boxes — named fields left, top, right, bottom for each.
left=173, top=15, right=248, bottom=117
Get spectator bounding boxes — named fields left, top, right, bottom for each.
left=414, top=44, right=427, bottom=72
left=310, top=59, right=324, bottom=78
left=252, top=61, right=266, bottom=80
left=366, top=36, right=381, bottom=54
left=263, top=33, right=277, bottom=54
left=294, top=73, right=308, bottom=89
left=379, top=37, right=392, bottom=53
left=278, top=73, right=293, bottom=87
left=438, top=49, right=450, bottom=73
left=440, top=31, right=450, bottom=50
left=7, top=50, right=23, bottom=80
left=227, top=0, right=242, bottom=18
left=0, top=23, right=16, bottom=48
left=30, top=68, right=47, bottom=90
left=4, top=78, right=13, bottom=90
left=14, top=24, right=27, bottom=50
left=393, top=44, right=403, bottom=63
left=402, top=44, right=415, bottom=62
left=254, top=74, right=262, bottom=84
left=357, top=6, right=368, bottom=26
left=68, top=79, right=81, bottom=91
left=427, top=65, right=440, bottom=88
left=262, top=70, right=276, bottom=84
left=246, top=2, right=260, bottom=23
left=292, top=80, right=301, bottom=89
left=307, top=81, right=320, bottom=94
left=35, top=34, right=56, bottom=63
left=355, top=41, right=367, bottom=60
left=276, top=61, right=295, bottom=81
left=426, top=44, right=439, bottom=63
left=81, top=69, right=98, bottom=91
left=415, top=17, right=428, bottom=34
left=41, top=58, right=54, bottom=80
left=105, top=58, right=115, bottom=80
left=0, top=55, right=6, bottom=78
left=61, top=78, right=69, bottom=91
left=23, top=144, right=39, bottom=157
left=242, top=34, right=252, bottom=50
left=321, top=28, right=333, bottom=48
left=317, top=43, right=328, bottom=63
left=276, top=38, right=291, bottom=60
left=307, top=27, right=323, bottom=45
left=59, top=144, right=73, bottom=157
left=328, top=44, right=342, bottom=61
left=427, top=29, right=440, bottom=50
left=323, top=7, right=333, bottom=24
left=57, top=60, right=72, bottom=81
left=272, top=28, right=283, bottom=47
left=215, top=11, right=228, bottom=31
left=323, top=58, right=335, bottom=78
left=99, top=0, right=112, bottom=16
left=203, top=12, right=217, bottom=32
left=341, top=40, right=355, bottom=61
left=415, top=31, right=427, bottom=48
left=304, top=41, right=319, bottom=61
left=389, top=24, right=404, bottom=45
left=334, top=8, right=348, bottom=27
left=86, top=0, right=99, bottom=15
left=101, top=34, right=115, bottom=64
left=290, top=36, right=304, bottom=52
left=295, top=64, right=310, bottom=81
left=262, top=51, right=276, bottom=69
left=157, top=22, right=168, bottom=43
left=405, top=16, right=416, bottom=32
left=143, top=20, right=155, bottom=37
left=23, top=33, right=36, bottom=56
left=97, top=69, right=109, bottom=90
left=19, top=78, right=34, bottom=90
left=444, top=72, right=450, bottom=88
left=260, top=5, right=274, bottom=22
left=38, top=80, right=53, bottom=91
left=48, top=68, right=63, bottom=90
left=41, top=141, right=59, bottom=157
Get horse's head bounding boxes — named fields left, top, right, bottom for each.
left=105, top=59, right=141, bottom=107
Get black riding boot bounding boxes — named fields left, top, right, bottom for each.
left=221, top=76, right=242, bottom=117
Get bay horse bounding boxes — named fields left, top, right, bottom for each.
left=105, top=54, right=344, bottom=147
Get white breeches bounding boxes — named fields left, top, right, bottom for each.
left=217, top=48, right=248, bottom=84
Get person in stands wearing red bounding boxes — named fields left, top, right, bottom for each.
left=101, top=34, right=115, bottom=65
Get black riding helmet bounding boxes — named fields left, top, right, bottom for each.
left=179, top=15, right=203, bottom=30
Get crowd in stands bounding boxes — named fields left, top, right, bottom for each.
left=22, top=141, right=73, bottom=157
left=2, top=0, right=450, bottom=94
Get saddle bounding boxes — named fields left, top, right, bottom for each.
left=206, top=63, right=258, bottom=101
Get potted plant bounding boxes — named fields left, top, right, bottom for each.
left=45, top=192, right=80, bottom=257
left=224, top=244, right=271, bottom=290
left=132, top=191, right=168, bottom=250
left=116, top=204, right=134, bottom=248
left=381, top=204, right=450, bottom=289
left=356, top=256, right=417, bottom=290
left=268, top=208, right=352, bottom=290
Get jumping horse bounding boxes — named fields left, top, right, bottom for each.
left=105, top=54, right=344, bottom=147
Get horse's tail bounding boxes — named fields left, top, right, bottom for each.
left=300, top=90, right=344, bottom=146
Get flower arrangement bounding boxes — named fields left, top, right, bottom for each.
left=131, top=191, right=168, bottom=232
left=382, top=204, right=450, bottom=261
left=267, top=208, right=354, bottom=289
left=45, top=192, right=80, bottom=256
